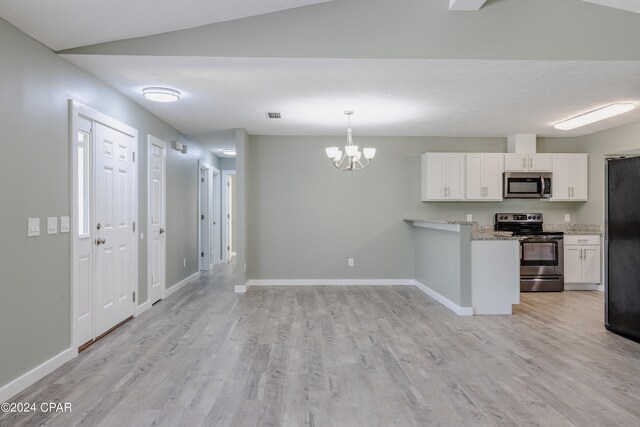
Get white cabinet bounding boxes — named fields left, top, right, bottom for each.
left=466, top=153, right=504, bottom=201
left=504, top=153, right=552, bottom=172
left=552, top=154, right=588, bottom=201
left=564, top=235, right=601, bottom=286
left=422, top=153, right=465, bottom=201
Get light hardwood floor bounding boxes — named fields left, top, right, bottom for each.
left=2, top=265, right=640, bottom=426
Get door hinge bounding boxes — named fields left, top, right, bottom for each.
left=227, top=182, right=230, bottom=187
left=133, top=221, right=136, bottom=232
left=201, top=178, right=205, bottom=183
left=227, top=214, right=230, bottom=219
left=227, top=246, right=230, bottom=251
left=133, top=291, right=136, bottom=303
left=201, top=252, right=204, bottom=257
left=201, top=214, right=205, bottom=220
left=133, top=152, right=136, bottom=163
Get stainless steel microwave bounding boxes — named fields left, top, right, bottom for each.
left=504, top=172, right=552, bottom=199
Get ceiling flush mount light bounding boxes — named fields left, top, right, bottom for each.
left=142, top=87, right=180, bottom=103
left=325, top=111, right=376, bottom=171
left=554, top=103, right=635, bottom=131
left=222, top=149, right=236, bottom=157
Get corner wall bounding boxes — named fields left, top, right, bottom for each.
left=0, top=17, right=213, bottom=390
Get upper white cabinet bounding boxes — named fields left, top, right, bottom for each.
left=422, top=153, right=465, bottom=201
left=504, top=153, right=552, bottom=172
left=466, top=153, right=504, bottom=201
left=551, top=154, right=588, bottom=201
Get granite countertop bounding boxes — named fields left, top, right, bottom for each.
left=544, top=224, right=604, bottom=235
left=472, top=224, right=522, bottom=241
left=404, top=218, right=476, bottom=226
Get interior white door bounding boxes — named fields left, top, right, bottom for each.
left=94, top=123, right=135, bottom=337
left=200, top=168, right=211, bottom=270
left=149, top=137, right=166, bottom=304
left=227, top=174, right=233, bottom=262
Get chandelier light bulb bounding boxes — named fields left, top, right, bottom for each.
left=325, top=111, right=375, bottom=171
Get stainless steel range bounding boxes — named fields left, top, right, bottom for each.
left=495, top=213, right=564, bottom=292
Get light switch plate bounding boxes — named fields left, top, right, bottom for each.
left=466, top=214, right=473, bottom=222
left=564, top=214, right=571, bottom=223
left=60, top=216, right=70, bottom=233
left=28, top=218, right=40, bottom=237
left=47, top=217, right=58, bottom=235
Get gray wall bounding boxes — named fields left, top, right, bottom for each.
left=246, top=135, right=581, bottom=281
left=413, top=226, right=472, bottom=308
left=570, top=120, right=640, bottom=225
left=0, top=17, right=214, bottom=388
left=219, top=157, right=236, bottom=171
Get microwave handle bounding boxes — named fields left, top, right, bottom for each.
left=540, top=175, right=545, bottom=197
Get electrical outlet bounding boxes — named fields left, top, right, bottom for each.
left=348, top=258, right=355, bottom=267
left=565, top=214, right=571, bottom=223
left=28, top=218, right=40, bottom=237
left=183, top=258, right=186, bottom=268
left=466, top=214, right=473, bottom=222
left=47, top=217, right=58, bottom=235
left=60, top=216, right=70, bottom=233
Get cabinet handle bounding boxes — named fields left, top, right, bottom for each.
left=523, top=158, right=526, bottom=169
left=529, top=158, right=532, bottom=169
left=571, top=187, right=574, bottom=198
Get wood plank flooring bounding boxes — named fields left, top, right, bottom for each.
left=2, top=265, right=640, bottom=426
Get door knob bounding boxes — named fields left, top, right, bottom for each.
left=159, top=228, right=165, bottom=234
left=95, top=237, right=106, bottom=245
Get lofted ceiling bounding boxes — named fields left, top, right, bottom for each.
left=582, top=0, right=640, bottom=13
left=0, top=0, right=333, bottom=50
left=3, top=0, right=640, bottom=151
left=63, top=55, right=640, bottom=143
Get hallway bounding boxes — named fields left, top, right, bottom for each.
left=2, top=267, right=640, bottom=426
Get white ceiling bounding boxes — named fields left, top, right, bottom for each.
left=63, top=55, right=640, bottom=142
left=0, top=0, right=332, bottom=50
left=582, top=0, right=640, bottom=13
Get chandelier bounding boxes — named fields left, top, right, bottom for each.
left=325, top=111, right=376, bottom=171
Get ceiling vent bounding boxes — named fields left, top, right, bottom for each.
left=265, top=112, right=282, bottom=119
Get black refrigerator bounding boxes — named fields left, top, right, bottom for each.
left=606, top=156, right=640, bottom=343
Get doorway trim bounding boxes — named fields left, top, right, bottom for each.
left=222, top=170, right=237, bottom=263
left=70, top=100, right=139, bottom=350
left=211, top=167, right=221, bottom=266
left=198, top=161, right=214, bottom=270
left=147, top=135, right=167, bottom=309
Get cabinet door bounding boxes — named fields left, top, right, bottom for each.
left=552, top=155, right=573, bottom=201
left=422, top=153, right=446, bottom=201
left=446, top=154, right=465, bottom=200
left=504, top=154, right=527, bottom=172
left=582, top=246, right=601, bottom=283
left=528, top=154, right=552, bottom=172
left=571, top=155, right=588, bottom=201
left=465, top=154, right=484, bottom=200
left=564, top=246, right=583, bottom=283
left=483, top=153, right=504, bottom=200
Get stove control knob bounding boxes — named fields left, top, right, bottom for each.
left=537, top=215, right=541, bottom=219
left=528, top=215, right=532, bottom=219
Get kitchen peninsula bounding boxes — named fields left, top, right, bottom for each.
left=405, top=219, right=521, bottom=316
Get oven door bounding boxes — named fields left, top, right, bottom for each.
left=520, top=238, right=564, bottom=276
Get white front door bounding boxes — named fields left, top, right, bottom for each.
left=149, top=136, right=166, bottom=304
left=94, top=123, right=135, bottom=337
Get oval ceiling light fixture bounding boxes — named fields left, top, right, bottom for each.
left=222, top=149, right=236, bottom=157
left=554, top=103, right=635, bottom=131
left=142, top=87, right=181, bottom=103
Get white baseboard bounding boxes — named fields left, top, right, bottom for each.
left=165, top=272, right=200, bottom=298
left=412, top=280, right=474, bottom=316
left=234, top=285, right=248, bottom=294
left=134, top=300, right=151, bottom=317
left=0, top=348, right=76, bottom=403
left=245, top=279, right=414, bottom=287
left=565, top=283, right=602, bottom=291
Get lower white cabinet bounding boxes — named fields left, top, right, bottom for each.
left=564, top=235, right=601, bottom=286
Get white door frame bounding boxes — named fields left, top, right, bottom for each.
left=211, top=167, right=221, bottom=266
left=70, top=100, right=139, bottom=349
left=198, top=161, right=215, bottom=270
left=147, top=135, right=167, bottom=306
left=222, top=170, right=236, bottom=263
